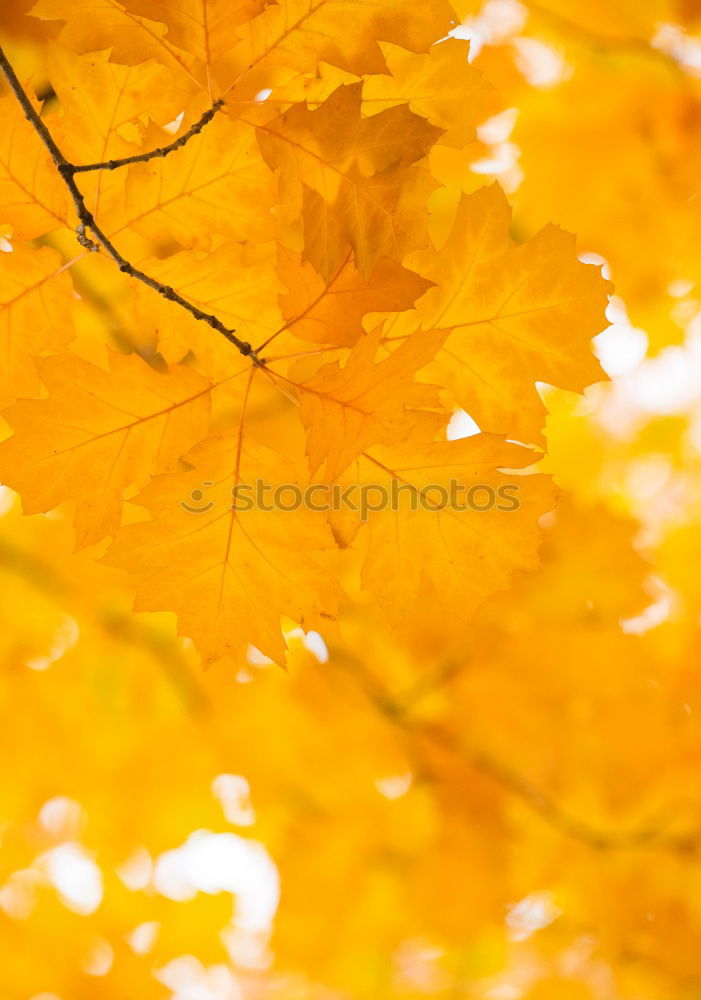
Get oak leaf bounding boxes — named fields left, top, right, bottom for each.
left=105, top=433, right=342, bottom=664
left=0, top=90, right=68, bottom=239
left=363, top=38, right=491, bottom=147
left=257, top=83, right=439, bottom=279
left=105, top=110, right=277, bottom=248
left=358, top=435, right=557, bottom=621
left=0, top=351, right=213, bottom=546
left=383, top=184, right=611, bottom=443
left=294, top=328, right=444, bottom=479
left=272, top=246, right=432, bottom=349
left=0, top=244, right=75, bottom=406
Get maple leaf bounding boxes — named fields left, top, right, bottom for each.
left=46, top=46, right=193, bottom=193
left=121, top=0, right=268, bottom=83
left=0, top=90, right=68, bottom=239
left=363, top=38, right=491, bottom=147
left=129, top=243, right=284, bottom=374
left=224, top=0, right=459, bottom=82
left=0, top=352, right=213, bottom=546
left=383, top=184, right=611, bottom=443
left=104, top=109, right=277, bottom=248
left=0, top=244, right=75, bottom=406
left=358, top=435, right=558, bottom=621
left=3, top=6, right=701, bottom=1000
left=292, top=327, right=444, bottom=480
left=271, top=246, right=432, bottom=349
left=105, top=432, right=342, bottom=665
left=257, top=83, right=439, bottom=279
left=32, top=0, right=204, bottom=82
left=33, top=0, right=458, bottom=94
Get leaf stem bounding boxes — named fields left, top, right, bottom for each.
left=0, top=47, right=258, bottom=362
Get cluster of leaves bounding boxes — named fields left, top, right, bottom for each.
left=0, top=0, right=611, bottom=667
left=3, top=1, right=701, bottom=999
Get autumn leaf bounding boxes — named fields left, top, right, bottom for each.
left=257, top=83, right=440, bottom=279
left=225, top=0, right=459, bottom=81
left=293, top=327, right=444, bottom=479
left=104, top=109, right=278, bottom=248
left=46, top=45, right=193, bottom=200
left=129, top=243, right=284, bottom=374
left=382, top=183, right=611, bottom=443
left=358, top=434, right=558, bottom=621
left=0, top=90, right=68, bottom=238
left=32, top=0, right=203, bottom=80
left=362, top=38, right=491, bottom=147
left=0, top=351, right=213, bottom=545
left=33, top=0, right=459, bottom=94
left=105, top=432, right=342, bottom=665
left=121, top=0, right=268, bottom=83
left=271, top=245, right=432, bottom=349
left=0, top=243, right=75, bottom=406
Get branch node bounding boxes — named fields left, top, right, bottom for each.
left=76, top=223, right=99, bottom=253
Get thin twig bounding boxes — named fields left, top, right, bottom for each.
left=329, top=646, right=701, bottom=853
left=0, top=536, right=208, bottom=714
left=71, top=99, right=224, bottom=173
left=523, top=0, right=680, bottom=69
left=0, top=47, right=258, bottom=362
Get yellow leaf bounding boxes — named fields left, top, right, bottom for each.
left=226, top=0, right=458, bottom=82
left=129, top=243, right=284, bottom=375
left=294, top=327, right=444, bottom=479
left=46, top=45, right=192, bottom=211
left=359, top=434, right=557, bottom=621
left=0, top=351, right=213, bottom=545
left=122, top=0, right=267, bottom=85
left=271, top=246, right=432, bottom=349
left=257, top=83, right=439, bottom=279
left=32, top=0, right=202, bottom=86
left=105, top=432, right=341, bottom=664
left=384, top=184, right=610, bottom=443
left=0, top=244, right=75, bottom=405
left=0, top=90, right=68, bottom=238
left=105, top=111, right=277, bottom=248
left=363, top=38, right=490, bottom=147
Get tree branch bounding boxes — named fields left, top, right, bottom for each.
left=0, top=536, right=209, bottom=715
left=522, top=0, right=680, bottom=69
left=71, top=99, right=224, bottom=173
left=0, top=47, right=259, bottom=363
left=329, top=646, right=701, bottom=854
